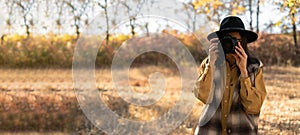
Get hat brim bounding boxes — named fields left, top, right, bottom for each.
left=207, top=29, right=258, bottom=43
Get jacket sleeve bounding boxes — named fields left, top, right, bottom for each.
left=193, top=58, right=213, bottom=104
left=240, top=67, right=267, bottom=114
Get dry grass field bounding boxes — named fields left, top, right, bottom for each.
left=0, top=66, right=299, bottom=134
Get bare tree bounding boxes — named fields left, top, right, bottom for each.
left=4, top=0, right=15, bottom=34
left=256, top=0, right=260, bottom=33
left=82, top=1, right=95, bottom=28
left=120, top=0, right=146, bottom=37
left=247, top=0, right=261, bottom=33
left=291, top=12, right=298, bottom=48
left=182, top=2, right=198, bottom=32
left=53, top=0, right=65, bottom=34
left=138, top=0, right=155, bottom=36
left=64, top=0, right=90, bottom=38
left=121, top=1, right=136, bottom=36
left=13, top=0, right=35, bottom=37
left=276, top=0, right=300, bottom=48
left=98, top=0, right=110, bottom=45
left=249, top=0, right=253, bottom=31
left=263, top=21, right=274, bottom=34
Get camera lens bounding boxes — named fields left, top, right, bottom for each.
left=220, top=36, right=237, bottom=54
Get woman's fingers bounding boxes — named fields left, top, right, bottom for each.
left=209, top=43, right=216, bottom=50
left=209, top=43, right=218, bottom=51
left=235, top=46, right=243, bottom=56
left=232, top=54, right=238, bottom=61
left=235, top=48, right=243, bottom=59
left=209, top=38, right=221, bottom=54
left=209, top=38, right=221, bottom=64
left=236, top=42, right=247, bottom=57
left=210, top=38, right=219, bottom=43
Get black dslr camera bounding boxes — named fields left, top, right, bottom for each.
left=219, top=35, right=240, bottom=54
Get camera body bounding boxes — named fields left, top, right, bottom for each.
left=219, top=35, right=239, bottom=54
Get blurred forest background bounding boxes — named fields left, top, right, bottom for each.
left=0, top=0, right=300, bottom=135
left=0, top=0, right=299, bottom=68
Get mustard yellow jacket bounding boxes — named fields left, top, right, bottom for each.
left=193, top=57, right=267, bottom=135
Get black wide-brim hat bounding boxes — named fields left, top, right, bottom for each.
left=207, top=16, right=258, bottom=43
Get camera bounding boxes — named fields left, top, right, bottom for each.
left=219, top=35, right=239, bottom=54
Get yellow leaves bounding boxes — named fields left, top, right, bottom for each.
left=231, top=6, right=246, bottom=15
left=192, top=0, right=205, bottom=9
left=213, top=0, right=223, bottom=6
left=231, top=10, right=237, bottom=16
left=290, top=8, right=297, bottom=14
left=212, top=0, right=224, bottom=9
left=192, top=0, right=224, bottom=16
left=2, top=35, right=8, bottom=42
left=280, top=0, right=300, bottom=24
left=193, top=0, right=246, bottom=16
left=7, top=34, right=26, bottom=42
left=283, top=0, right=300, bottom=8
left=192, top=1, right=199, bottom=9
left=274, top=20, right=282, bottom=27
left=110, top=34, right=131, bottom=42
left=288, top=1, right=294, bottom=7
left=205, top=6, right=210, bottom=14
left=192, top=0, right=224, bottom=10
left=192, top=0, right=208, bottom=10
left=283, top=25, right=287, bottom=30
left=237, top=6, right=246, bottom=11
left=285, top=0, right=300, bottom=7
left=291, top=16, right=297, bottom=24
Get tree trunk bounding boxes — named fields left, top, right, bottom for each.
left=75, top=24, right=80, bottom=39
left=291, top=13, right=298, bottom=54
left=103, top=0, right=110, bottom=46
left=23, top=16, right=30, bottom=37
left=26, top=24, right=30, bottom=37
left=145, top=22, right=149, bottom=36
left=256, top=0, right=260, bottom=33
left=249, top=0, right=253, bottom=31
left=130, top=18, right=136, bottom=37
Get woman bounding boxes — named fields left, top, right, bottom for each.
left=193, top=16, right=267, bottom=135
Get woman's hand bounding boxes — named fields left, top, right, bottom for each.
left=208, top=38, right=221, bottom=65
left=233, top=42, right=248, bottom=77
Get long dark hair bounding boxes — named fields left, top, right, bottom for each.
left=240, top=33, right=260, bottom=70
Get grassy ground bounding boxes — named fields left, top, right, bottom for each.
left=0, top=66, right=299, bottom=134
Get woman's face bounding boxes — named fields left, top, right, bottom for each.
left=226, top=32, right=241, bottom=58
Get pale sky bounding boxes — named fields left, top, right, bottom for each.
left=0, top=0, right=290, bottom=35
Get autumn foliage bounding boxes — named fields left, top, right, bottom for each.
left=0, top=32, right=299, bottom=68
